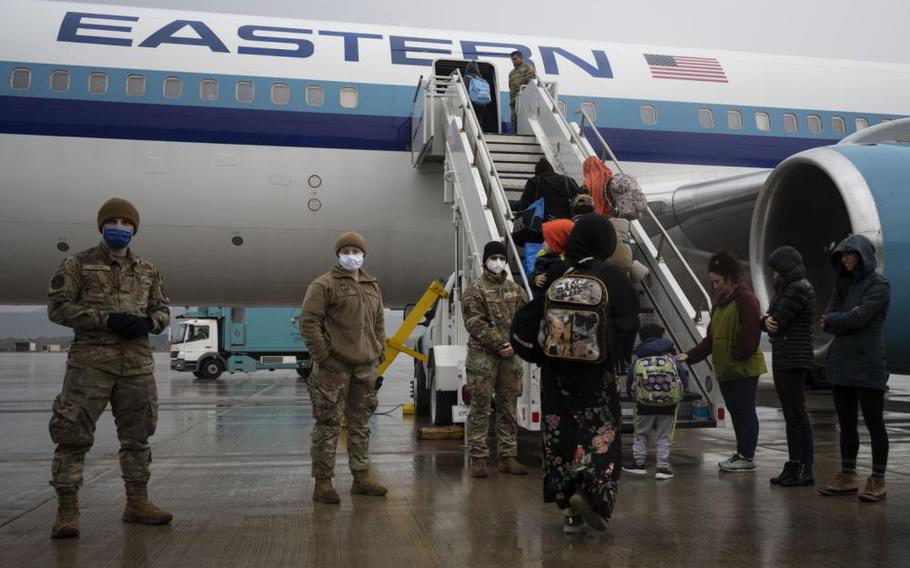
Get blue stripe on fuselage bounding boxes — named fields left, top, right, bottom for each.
left=1, top=59, right=893, bottom=166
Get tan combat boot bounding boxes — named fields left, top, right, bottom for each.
left=858, top=476, right=887, bottom=503
left=817, top=471, right=859, bottom=496
left=351, top=471, right=388, bottom=496
left=471, top=458, right=488, bottom=478
left=313, top=478, right=340, bottom=504
left=498, top=457, right=528, bottom=475
left=122, top=482, right=173, bottom=524
left=50, top=488, right=80, bottom=539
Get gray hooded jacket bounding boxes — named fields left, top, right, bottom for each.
left=824, top=234, right=890, bottom=390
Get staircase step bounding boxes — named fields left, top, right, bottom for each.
left=493, top=162, right=536, bottom=175
left=485, top=134, right=538, bottom=144
left=488, top=153, right=543, bottom=163
left=487, top=143, right=543, bottom=154
left=500, top=178, right=528, bottom=191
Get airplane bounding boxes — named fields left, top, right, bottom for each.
left=1, top=1, right=909, bottom=371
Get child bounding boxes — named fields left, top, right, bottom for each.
left=530, top=219, right=573, bottom=297
left=623, top=324, right=688, bottom=479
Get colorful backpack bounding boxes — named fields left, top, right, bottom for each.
left=607, top=173, right=648, bottom=220
left=632, top=354, right=684, bottom=407
left=467, top=74, right=492, bottom=106
left=542, top=271, right=609, bottom=363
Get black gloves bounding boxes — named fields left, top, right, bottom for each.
left=107, top=313, right=154, bottom=339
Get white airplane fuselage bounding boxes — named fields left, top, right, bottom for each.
left=2, top=0, right=908, bottom=306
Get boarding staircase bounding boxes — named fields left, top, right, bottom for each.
left=410, top=70, right=722, bottom=430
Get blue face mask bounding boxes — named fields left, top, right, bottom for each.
left=103, top=224, right=133, bottom=249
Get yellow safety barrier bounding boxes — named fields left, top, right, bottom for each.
left=378, top=280, right=448, bottom=376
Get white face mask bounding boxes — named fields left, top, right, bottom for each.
left=486, top=258, right=507, bottom=274
left=339, top=253, right=364, bottom=272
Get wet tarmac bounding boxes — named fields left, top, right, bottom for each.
left=1, top=352, right=909, bottom=567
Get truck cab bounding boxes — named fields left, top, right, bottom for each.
left=170, top=318, right=222, bottom=378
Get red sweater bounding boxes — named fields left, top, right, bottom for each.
left=687, top=283, right=762, bottom=364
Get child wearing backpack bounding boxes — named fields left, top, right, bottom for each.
left=623, top=324, right=688, bottom=479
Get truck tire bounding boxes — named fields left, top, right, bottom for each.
left=429, top=365, right=456, bottom=426
left=199, top=358, right=224, bottom=380
left=192, top=370, right=205, bottom=379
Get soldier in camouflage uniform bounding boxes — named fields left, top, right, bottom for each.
left=509, top=50, right=537, bottom=134
left=46, top=197, right=172, bottom=539
left=298, top=232, right=388, bottom=504
left=462, top=241, right=529, bottom=478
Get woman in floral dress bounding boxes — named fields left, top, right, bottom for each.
left=539, top=214, right=640, bottom=532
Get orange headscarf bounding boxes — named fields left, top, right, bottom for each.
left=542, top=219, right=575, bottom=254
left=583, top=156, right=614, bottom=217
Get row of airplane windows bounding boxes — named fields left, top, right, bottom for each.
left=8, top=67, right=891, bottom=134
left=7, top=67, right=360, bottom=108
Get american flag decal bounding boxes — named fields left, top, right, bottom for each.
left=644, top=54, right=728, bottom=83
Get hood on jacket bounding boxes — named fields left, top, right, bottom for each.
left=535, top=157, right=554, bottom=175
left=542, top=219, right=574, bottom=254
left=831, top=234, right=877, bottom=278
left=634, top=337, right=675, bottom=358
left=564, top=214, right=616, bottom=266
left=768, top=245, right=807, bottom=283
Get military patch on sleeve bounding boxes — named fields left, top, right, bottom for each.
left=51, top=274, right=65, bottom=290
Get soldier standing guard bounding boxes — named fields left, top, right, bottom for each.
left=508, top=50, right=537, bottom=134
left=47, top=198, right=172, bottom=539
left=298, top=232, right=388, bottom=504
left=462, top=241, right=529, bottom=478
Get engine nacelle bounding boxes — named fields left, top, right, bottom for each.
left=750, top=142, right=910, bottom=373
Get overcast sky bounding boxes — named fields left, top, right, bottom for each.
left=76, top=0, right=909, bottom=64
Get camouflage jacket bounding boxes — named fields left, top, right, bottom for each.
left=47, top=243, right=170, bottom=376
left=462, top=270, right=528, bottom=353
left=508, top=63, right=536, bottom=104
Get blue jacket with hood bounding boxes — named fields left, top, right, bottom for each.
left=824, top=234, right=890, bottom=390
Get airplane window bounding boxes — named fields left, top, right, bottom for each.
left=236, top=81, right=254, bottom=103
left=557, top=100, right=567, bottom=117
left=89, top=72, right=108, bottom=95
left=200, top=79, right=218, bottom=101
left=831, top=116, right=846, bottom=135
left=581, top=101, right=597, bottom=122
left=807, top=114, right=822, bottom=133
left=698, top=109, right=715, bottom=129
left=11, top=68, right=31, bottom=90
left=50, top=70, right=70, bottom=92
left=272, top=83, right=290, bottom=105
left=640, top=105, right=657, bottom=125
left=727, top=110, right=742, bottom=130
left=855, top=117, right=869, bottom=131
left=783, top=113, right=798, bottom=133
left=306, top=85, right=324, bottom=106
left=340, top=87, right=358, bottom=109
left=126, top=75, right=145, bottom=96
left=755, top=112, right=771, bottom=132
left=163, top=77, right=182, bottom=99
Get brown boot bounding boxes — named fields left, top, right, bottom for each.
left=858, top=476, right=887, bottom=502
left=351, top=471, right=388, bottom=496
left=122, top=482, right=173, bottom=525
left=818, top=471, right=859, bottom=496
left=498, top=457, right=528, bottom=475
left=50, top=488, right=80, bottom=539
left=471, top=458, right=488, bottom=478
left=313, top=478, right=340, bottom=504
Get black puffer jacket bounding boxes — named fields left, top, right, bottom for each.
left=760, top=246, right=816, bottom=370
left=516, top=158, right=580, bottom=221
left=824, top=234, right=890, bottom=390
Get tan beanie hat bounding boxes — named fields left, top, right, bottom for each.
left=335, top=231, right=367, bottom=254
left=97, top=197, right=140, bottom=234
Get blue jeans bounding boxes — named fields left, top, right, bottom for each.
left=720, top=376, right=759, bottom=459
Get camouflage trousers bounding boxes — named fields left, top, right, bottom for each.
left=510, top=102, right=518, bottom=134
left=49, top=363, right=158, bottom=489
left=465, top=349, right=523, bottom=459
left=307, top=359, right=379, bottom=479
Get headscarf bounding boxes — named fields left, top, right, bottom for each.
left=582, top=156, right=614, bottom=217
left=541, top=219, right=574, bottom=254
left=564, top=214, right=617, bottom=266
left=535, top=157, right=554, bottom=176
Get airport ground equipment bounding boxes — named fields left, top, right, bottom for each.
left=170, top=306, right=309, bottom=380
left=410, top=62, right=724, bottom=430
